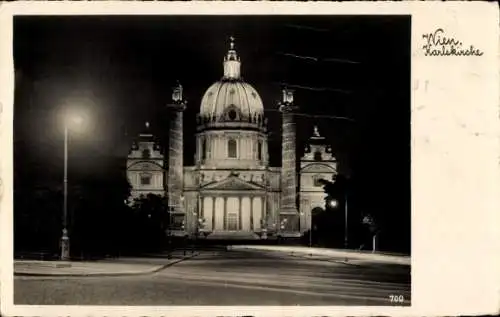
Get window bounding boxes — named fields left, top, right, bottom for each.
left=201, top=139, right=206, bottom=160
left=226, top=105, right=238, bottom=121
left=228, top=139, right=237, bottom=158
left=313, top=175, right=323, bottom=187
left=142, top=149, right=151, bottom=159
left=314, top=151, right=322, bottom=161
left=257, top=141, right=262, bottom=161
left=140, top=174, right=152, bottom=185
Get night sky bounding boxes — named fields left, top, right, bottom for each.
left=14, top=15, right=411, bottom=238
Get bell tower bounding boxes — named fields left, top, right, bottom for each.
left=299, top=125, right=338, bottom=233
left=126, top=122, right=165, bottom=203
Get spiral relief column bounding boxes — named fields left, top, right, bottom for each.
left=279, top=88, right=299, bottom=236
left=167, top=83, right=187, bottom=232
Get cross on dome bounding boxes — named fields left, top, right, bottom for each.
left=229, top=36, right=235, bottom=50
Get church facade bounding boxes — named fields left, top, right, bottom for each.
left=127, top=39, right=338, bottom=240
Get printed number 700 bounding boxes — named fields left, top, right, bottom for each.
left=389, top=295, right=405, bottom=303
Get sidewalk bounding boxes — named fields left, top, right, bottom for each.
left=14, top=250, right=198, bottom=277
left=230, top=245, right=411, bottom=265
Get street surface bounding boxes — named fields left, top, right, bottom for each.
left=14, top=248, right=411, bottom=306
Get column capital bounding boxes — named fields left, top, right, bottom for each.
left=279, top=103, right=298, bottom=113
left=278, top=88, right=298, bottom=113
left=167, top=102, right=187, bottom=112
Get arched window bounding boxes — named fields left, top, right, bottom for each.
left=228, top=109, right=237, bottom=120
left=142, top=149, right=151, bottom=159
left=225, top=105, right=239, bottom=121
left=228, top=139, right=237, bottom=158
left=257, top=141, right=262, bottom=161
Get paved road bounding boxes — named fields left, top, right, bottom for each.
left=14, top=248, right=411, bottom=306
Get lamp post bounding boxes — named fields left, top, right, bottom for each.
left=261, top=223, right=267, bottom=239
left=60, top=115, right=82, bottom=261
left=309, top=222, right=313, bottom=248
left=167, top=207, right=173, bottom=259
left=192, top=212, right=204, bottom=254
left=299, top=211, right=311, bottom=248
left=278, top=218, right=287, bottom=244
left=60, top=125, right=70, bottom=261
left=344, top=194, right=348, bottom=249
left=327, top=196, right=348, bottom=249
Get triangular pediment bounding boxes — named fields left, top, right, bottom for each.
left=202, top=175, right=264, bottom=191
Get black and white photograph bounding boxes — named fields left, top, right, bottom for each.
left=11, top=13, right=413, bottom=307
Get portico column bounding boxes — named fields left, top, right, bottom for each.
left=212, top=196, right=215, bottom=230
left=250, top=196, right=254, bottom=230
left=224, top=196, right=228, bottom=230
left=239, top=197, right=242, bottom=230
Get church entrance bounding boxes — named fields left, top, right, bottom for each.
left=310, top=207, right=324, bottom=246
left=226, top=211, right=239, bottom=231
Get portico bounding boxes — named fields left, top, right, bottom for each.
left=199, top=174, right=266, bottom=234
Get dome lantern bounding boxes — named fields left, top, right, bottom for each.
left=223, top=36, right=241, bottom=80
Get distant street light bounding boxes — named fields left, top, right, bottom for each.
left=61, top=113, right=83, bottom=261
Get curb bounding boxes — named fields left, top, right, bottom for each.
left=14, top=252, right=199, bottom=278
left=288, top=253, right=362, bottom=267
left=231, top=245, right=410, bottom=265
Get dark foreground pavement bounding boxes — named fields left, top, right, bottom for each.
left=14, top=248, right=411, bottom=306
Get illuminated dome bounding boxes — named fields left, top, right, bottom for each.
left=199, top=37, right=265, bottom=125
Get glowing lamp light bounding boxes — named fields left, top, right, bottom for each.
left=70, top=115, right=83, bottom=126
left=329, top=199, right=339, bottom=208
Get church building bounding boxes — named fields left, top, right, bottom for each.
left=127, top=38, right=338, bottom=240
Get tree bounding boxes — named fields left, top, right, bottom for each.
left=320, top=174, right=349, bottom=210
left=317, top=174, right=357, bottom=248
left=361, top=214, right=380, bottom=251
left=69, top=162, right=133, bottom=258
left=129, top=194, right=169, bottom=252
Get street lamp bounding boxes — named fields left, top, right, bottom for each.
left=327, top=196, right=348, bottom=249
left=343, top=196, right=348, bottom=249
left=61, top=114, right=83, bottom=261
left=260, top=218, right=267, bottom=239
left=192, top=211, right=205, bottom=252
left=328, top=199, right=338, bottom=209
left=299, top=211, right=311, bottom=248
